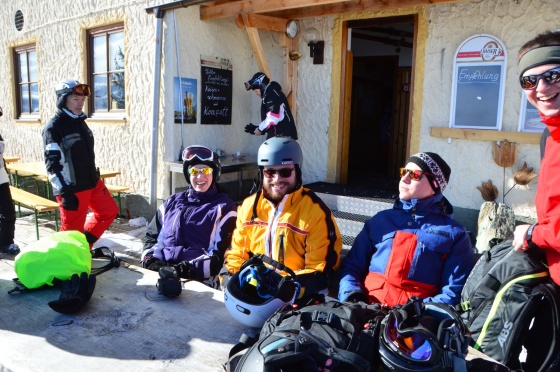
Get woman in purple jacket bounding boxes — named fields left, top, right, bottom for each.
left=141, top=146, right=237, bottom=288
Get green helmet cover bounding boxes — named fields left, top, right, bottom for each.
left=14, top=231, right=92, bottom=289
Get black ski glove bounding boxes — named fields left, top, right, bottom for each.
left=175, top=260, right=196, bottom=279
left=48, top=272, right=96, bottom=314
left=157, top=266, right=182, bottom=298
left=144, top=257, right=167, bottom=272
left=244, top=123, right=258, bottom=134
left=344, top=290, right=367, bottom=304
left=61, top=192, right=79, bottom=211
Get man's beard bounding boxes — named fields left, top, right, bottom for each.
left=263, top=179, right=297, bottom=204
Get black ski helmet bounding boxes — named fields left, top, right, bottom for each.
left=55, top=80, right=91, bottom=109
left=181, top=145, right=221, bottom=185
left=379, top=297, right=469, bottom=371
left=244, top=72, right=270, bottom=91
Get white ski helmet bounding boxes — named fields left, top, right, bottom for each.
left=224, top=255, right=298, bottom=328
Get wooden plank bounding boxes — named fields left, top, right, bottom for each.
left=106, top=185, right=130, bottom=193
left=235, top=13, right=289, bottom=33
left=242, top=14, right=272, bottom=78
left=256, top=0, right=468, bottom=20
left=201, top=0, right=351, bottom=20
left=202, top=0, right=469, bottom=22
left=340, top=50, right=353, bottom=184
left=430, top=127, right=542, bottom=144
left=9, top=186, right=59, bottom=212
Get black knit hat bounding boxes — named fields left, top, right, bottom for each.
left=406, top=152, right=451, bottom=193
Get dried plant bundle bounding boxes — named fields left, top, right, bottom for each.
left=513, top=162, right=538, bottom=186
left=476, top=180, right=499, bottom=202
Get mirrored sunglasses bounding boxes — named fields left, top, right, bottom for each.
left=520, top=67, right=560, bottom=90
left=182, top=146, right=214, bottom=162
left=263, top=168, right=295, bottom=178
left=400, top=168, right=431, bottom=181
left=188, top=167, right=213, bottom=176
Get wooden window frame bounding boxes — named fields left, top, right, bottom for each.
left=14, top=43, right=39, bottom=119
left=86, top=23, right=125, bottom=119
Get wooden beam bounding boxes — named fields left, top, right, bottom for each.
left=201, top=0, right=351, bottom=21
left=235, top=13, right=289, bottom=33
left=262, top=0, right=468, bottom=20
left=430, top=127, right=541, bottom=144
left=242, top=14, right=272, bottom=78
left=352, top=32, right=413, bottom=48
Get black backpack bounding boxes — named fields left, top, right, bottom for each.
left=458, top=239, right=560, bottom=371
left=225, top=301, right=388, bottom=372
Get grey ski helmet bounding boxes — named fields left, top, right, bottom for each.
left=55, top=80, right=91, bottom=109
left=181, top=145, right=221, bottom=185
left=244, top=72, right=269, bottom=91
left=257, top=136, right=303, bottom=167
left=257, top=136, right=303, bottom=189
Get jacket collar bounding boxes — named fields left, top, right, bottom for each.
left=395, top=193, right=454, bottom=218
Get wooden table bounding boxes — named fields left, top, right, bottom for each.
left=6, top=162, right=120, bottom=193
left=166, top=154, right=258, bottom=199
left=7, top=161, right=120, bottom=180
left=4, top=156, right=20, bottom=163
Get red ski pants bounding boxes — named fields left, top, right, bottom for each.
left=56, top=179, right=118, bottom=245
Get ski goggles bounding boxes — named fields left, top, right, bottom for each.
left=182, top=145, right=214, bottom=162
left=239, top=264, right=282, bottom=300
left=263, top=168, right=295, bottom=178
left=519, top=66, right=560, bottom=90
left=56, top=84, right=91, bottom=97
left=383, top=310, right=438, bottom=363
left=399, top=168, right=431, bottom=181
left=187, top=166, right=213, bottom=176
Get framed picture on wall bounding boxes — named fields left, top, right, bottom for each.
left=518, top=93, right=546, bottom=133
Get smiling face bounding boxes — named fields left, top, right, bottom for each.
left=65, top=94, right=86, bottom=115
left=189, top=164, right=213, bottom=193
left=399, top=162, right=436, bottom=201
left=262, top=165, right=297, bottom=204
left=522, top=63, right=560, bottom=118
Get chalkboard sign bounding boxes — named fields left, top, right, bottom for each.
left=452, top=64, right=503, bottom=128
left=449, top=34, right=507, bottom=130
left=200, top=66, right=232, bottom=124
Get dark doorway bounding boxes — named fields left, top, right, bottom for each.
left=346, top=17, right=414, bottom=189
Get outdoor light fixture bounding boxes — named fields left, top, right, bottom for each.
left=303, top=27, right=324, bottom=64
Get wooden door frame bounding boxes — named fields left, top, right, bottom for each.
left=337, top=15, right=417, bottom=184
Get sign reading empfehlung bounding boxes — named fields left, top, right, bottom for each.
left=449, top=34, right=507, bottom=130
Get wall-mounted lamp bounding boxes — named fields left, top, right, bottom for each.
left=303, top=27, right=324, bottom=65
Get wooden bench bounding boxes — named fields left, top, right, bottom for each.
left=9, top=185, right=59, bottom=240
left=106, top=184, right=129, bottom=218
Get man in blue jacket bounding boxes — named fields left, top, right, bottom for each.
left=338, top=152, right=473, bottom=307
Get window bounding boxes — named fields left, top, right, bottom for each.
left=87, top=23, right=125, bottom=116
left=14, top=44, right=39, bottom=117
